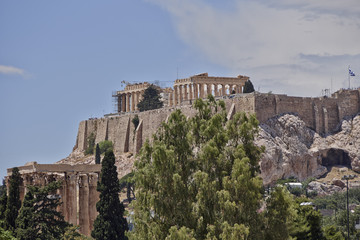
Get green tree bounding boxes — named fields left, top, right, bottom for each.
left=4, top=167, right=21, bottom=231
left=95, top=143, right=101, bottom=164
left=119, top=172, right=135, bottom=204
left=243, top=80, right=255, bottom=93
left=15, top=181, right=69, bottom=240
left=129, top=96, right=264, bottom=240
left=290, top=197, right=324, bottom=240
left=0, top=187, right=7, bottom=222
left=15, top=191, right=37, bottom=240
left=85, top=132, right=96, bottom=155
left=323, top=225, right=344, bottom=240
left=98, top=140, right=113, bottom=154
left=137, top=85, right=163, bottom=112
left=264, top=186, right=295, bottom=240
left=91, top=150, right=128, bottom=240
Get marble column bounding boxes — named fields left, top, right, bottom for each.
left=88, top=173, right=99, bottom=234
left=121, top=94, right=126, bottom=112
left=179, top=85, right=183, bottom=104
left=199, top=83, right=204, bottom=98
left=174, top=86, right=178, bottom=106
left=130, top=92, right=135, bottom=111
left=189, top=84, right=194, bottom=100
left=79, top=174, right=90, bottom=236
left=126, top=93, right=130, bottom=112
left=183, top=84, right=188, bottom=101
left=169, top=92, right=173, bottom=106
left=65, top=173, right=78, bottom=225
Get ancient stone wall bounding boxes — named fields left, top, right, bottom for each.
left=74, top=89, right=360, bottom=155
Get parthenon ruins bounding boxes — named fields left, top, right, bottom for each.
left=113, top=73, right=250, bottom=113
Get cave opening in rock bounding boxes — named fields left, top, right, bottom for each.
left=321, top=148, right=351, bottom=169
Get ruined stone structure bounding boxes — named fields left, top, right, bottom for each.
left=113, top=73, right=249, bottom=112
left=113, top=82, right=151, bottom=112
left=169, top=73, right=249, bottom=107
left=7, top=162, right=101, bottom=236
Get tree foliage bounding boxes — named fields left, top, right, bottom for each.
left=95, top=143, right=101, bottom=164
left=15, top=181, right=69, bottom=240
left=91, top=150, right=128, bottom=240
left=98, top=140, right=113, bottom=154
left=4, top=167, right=21, bottom=231
left=85, top=132, right=96, bottom=155
left=129, top=96, right=265, bottom=239
left=243, top=80, right=255, bottom=93
left=137, top=85, right=163, bottom=112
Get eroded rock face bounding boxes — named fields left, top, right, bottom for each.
left=258, top=113, right=360, bottom=185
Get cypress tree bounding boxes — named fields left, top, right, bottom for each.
left=4, top=167, right=21, bottom=231
left=91, top=150, right=128, bottom=240
left=0, top=192, right=6, bottom=222
left=15, top=181, right=69, bottom=239
left=15, top=191, right=37, bottom=240
left=243, top=80, right=255, bottom=93
left=95, top=143, right=101, bottom=164
left=137, top=85, right=163, bottom=112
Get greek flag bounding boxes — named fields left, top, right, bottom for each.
left=349, top=68, right=356, bottom=76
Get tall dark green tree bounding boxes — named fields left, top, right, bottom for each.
left=137, top=85, right=163, bottom=112
left=4, top=167, right=21, bottom=231
left=91, top=150, right=128, bottom=240
left=15, top=191, right=36, bottom=240
left=0, top=179, right=7, bottom=223
left=15, top=181, right=69, bottom=240
left=95, top=143, right=101, bottom=164
left=243, top=80, right=255, bottom=93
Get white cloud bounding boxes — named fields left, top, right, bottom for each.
left=0, top=65, right=25, bottom=76
left=147, top=0, right=360, bottom=96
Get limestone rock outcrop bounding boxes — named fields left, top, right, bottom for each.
left=258, top=113, right=360, bottom=185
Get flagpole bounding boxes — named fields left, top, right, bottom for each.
left=348, top=65, right=350, bottom=89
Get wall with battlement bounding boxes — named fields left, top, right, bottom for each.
left=74, top=89, right=360, bottom=155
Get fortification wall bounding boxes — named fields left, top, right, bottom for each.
left=73, top=89, right=360, bottom=155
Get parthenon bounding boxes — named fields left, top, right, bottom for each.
left=170, top=73, right=249, bottom=107
left=113, top=73, right=250, bottom=113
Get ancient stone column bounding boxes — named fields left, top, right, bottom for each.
left=199, top=83, right=204, bottom=98
left=88, top=173, right=99, bottom=233
left=169, top=92, right=173, bottom=106
left=238, top=85, right=243, bottom=93
left=134, top=92, right=139, bottom=111
left=126, top=93, right=130, bottom=112
left=174, top=86, right=178, bottom=106
left=214, top=84, right=218, bottom=96
left=79, top=174, right=90, bottom=236
left=183, top=84, right=188, bottom=101
left=221, top=84, right=226, bottom=96
left=179, top=85, right=183, bottom=104
left=189, top=84, right=194, bottom=100
left=121, top=94, right=126, bottom=112
left=65, top=173, right=78, bottom=225
left=131, top=92, right=135, bottom=111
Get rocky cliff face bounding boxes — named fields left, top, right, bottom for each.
left=258, top=113, right=360, bottom=185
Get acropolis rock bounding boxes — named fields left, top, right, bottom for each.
left=7, top=73, right=360, bottom=235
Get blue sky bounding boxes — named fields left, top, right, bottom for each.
left=1, top=0, right=360, bottom=180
